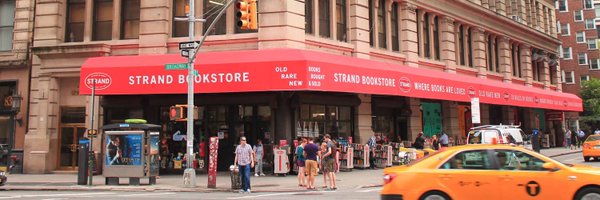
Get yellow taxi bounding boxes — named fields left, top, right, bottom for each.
left=381, top=144, right=600, bottom=200
left=583, top=135, right=600, bottom=162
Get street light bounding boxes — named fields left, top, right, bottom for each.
left=11, top=94, right=21, bottom=114
left=8, top=93, right=21, bottom=173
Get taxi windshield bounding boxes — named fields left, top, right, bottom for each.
left=586, top=135, right=600, bottom=142
left=406, top=151, right=441, bottom=167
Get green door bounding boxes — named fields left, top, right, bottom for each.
left=422, top=102, right=442, bottom=137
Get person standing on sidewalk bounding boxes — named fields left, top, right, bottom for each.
left=234, top=137, right=254, bottom=193
left=303, top=137, right=319, bottom=190
left=577, top=129, right=586, bottom=149
left=322, top=134, right=337, bottom=190
left=367, top=135, right=377, bottom=169
left=571, top=129, right=578, bottom=150
left=253, top=139, right=265, bottom=177
left=439, top=132, right=449, bottom=148
left=565, top=129, right=572, bottom=149
left=296, top=138, right=307, bottom=187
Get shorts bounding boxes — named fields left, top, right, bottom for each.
left=323, top=158, right=335, bottom=173
left=305, top=160, right=318, bottom=176
left=297, top=159, right=305, bottom=167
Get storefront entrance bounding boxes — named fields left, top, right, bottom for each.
left=421, top=102, right=442, bottom=137
left=58, top=125, right=86, bottom=169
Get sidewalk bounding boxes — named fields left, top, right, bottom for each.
left=2, top=169, right=384, bottom=193
left=540, top=147, right=582, bottom=157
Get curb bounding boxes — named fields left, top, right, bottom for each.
left=547, top=150, right=582, bottom=158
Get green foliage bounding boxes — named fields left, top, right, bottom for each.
left=580, top=78, right=600, bottom=117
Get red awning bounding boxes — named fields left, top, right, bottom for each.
left=79, top=48, right=583, bottom=112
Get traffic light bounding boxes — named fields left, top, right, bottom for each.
left=236, top=0, right=257, bottom=30
left=170, top=105, right=199, bottom=121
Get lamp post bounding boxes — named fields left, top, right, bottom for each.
left=9, top=93, right=22, bottom=172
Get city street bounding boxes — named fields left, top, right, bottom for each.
left=552, top=151, right=600, bottom=167
left=0, top=186, right=381, bottom=200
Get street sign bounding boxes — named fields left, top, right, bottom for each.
left=179, top=41, right=200, bottom=50
left=165, top=63, right=188, bottom=70
left=471, top=97, right=481, bottom=124
left=181, top=50, right=190, bottom=57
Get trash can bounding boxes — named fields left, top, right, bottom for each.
left=229, top=165, right=241, bottom=190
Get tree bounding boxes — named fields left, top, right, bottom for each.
left=579, top=78, right=600, bottom=130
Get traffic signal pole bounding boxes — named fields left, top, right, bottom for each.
left=178, top=0, right=235, bottom=187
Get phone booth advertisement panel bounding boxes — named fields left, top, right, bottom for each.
left=102, top=123, right=161, bottom=185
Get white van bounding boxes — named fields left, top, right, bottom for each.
left=466, top=125, right=532, bottom=149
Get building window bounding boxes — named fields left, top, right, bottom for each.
left=588, top=39, right=598, bottom=49
left=416, top=9, right=420, bottom=55
left=516, top=44, right=521, bottom=77
left=458, top=25, right=465, bottom=66
left=557, top=0, right=568, bottom=12
left=423, top=12, right=430, bottom=58
left=121, top=0, right=140, bottom=39
left=562, top=47, right=572, bottom=59
left=306, top=0, right=313, bottom=34
left=560, top=23, right=570, bottom=36
left=377, top=0, right=386, bottom=48
left=581, top=75, right=590, bottom=84
left=563, top=71, right=575, bottom=84
left=574, top=10, right=584, bottom=21
left=336, top=0, right=347, bottom=42
left=467, top=28, right=473, bottom=67
left=298, top=104, right=353, bottom=139
left=596, top=6, right=600, bottom=17
left=433, top=16, right=440, bottom=61
left=576, top=31, right=586, bottom=43
left=590, top=59, right=600, bottom=69
left=579, top=53, right=588, bottom=65
left=65, top=0, right=85, bottom=42
left=512, top=43, right=522, bottom=77
left=319, top=0, right=331, bottom=38
left=487, top=35, right=494, bottom=72
left=318, top=0, right=331, bottom=38
left=391, top=2, right=399, bottom=51
left=494, top=37, right=499, bottom=73
left=93, top=0, right=113, bottom=41
left=369, top=0, right=374, bottom=47
left=172, top=0, right=188, bottom=37
left=585, top=19, right=595, bottom=29
left=584, top=0, right=593, bottom=9
left=203, top=0, right=226, bottom=35
left=0, top=1, right=14, bottom=51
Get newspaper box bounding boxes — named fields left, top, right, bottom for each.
left=102, top=123, right=161, bottom=185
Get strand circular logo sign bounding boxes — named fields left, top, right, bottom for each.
left=468, top=87, right=476, bottom=97
left=85, top=73, right=112, bottom=90
left=503, top=92, right=510, bottom=100
left=398, top=77, right=411, bottom=93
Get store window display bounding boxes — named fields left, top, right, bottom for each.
left=297, top=104, right=353, bottom=140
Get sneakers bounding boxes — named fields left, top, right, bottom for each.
left=260, top=173, right=266, bottom=176
left=239, top=189, right=251, bottom=194
left=246, top=189, right=251, bottom=193
left=239, top=189, right=245, bottom=193
left=254, top=173, right=259, bottom=177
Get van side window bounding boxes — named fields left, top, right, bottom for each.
left=441, top=150, right=494, bottom=170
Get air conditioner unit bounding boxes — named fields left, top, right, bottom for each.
left=510, top=15, right=522, bottom=23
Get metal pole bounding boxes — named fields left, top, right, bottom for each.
left=183, top=0, right=197, bottom=187
left=181, top=0, right=234, bottom=187
left=88, top=81, right=95, bottom=186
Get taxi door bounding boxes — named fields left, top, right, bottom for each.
left=437, top=150, right=500, bottom=199
left=494, top=150, right=569, bottom=199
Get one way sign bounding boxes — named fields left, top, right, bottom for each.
left=179, top=41, right=200, bottom=50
